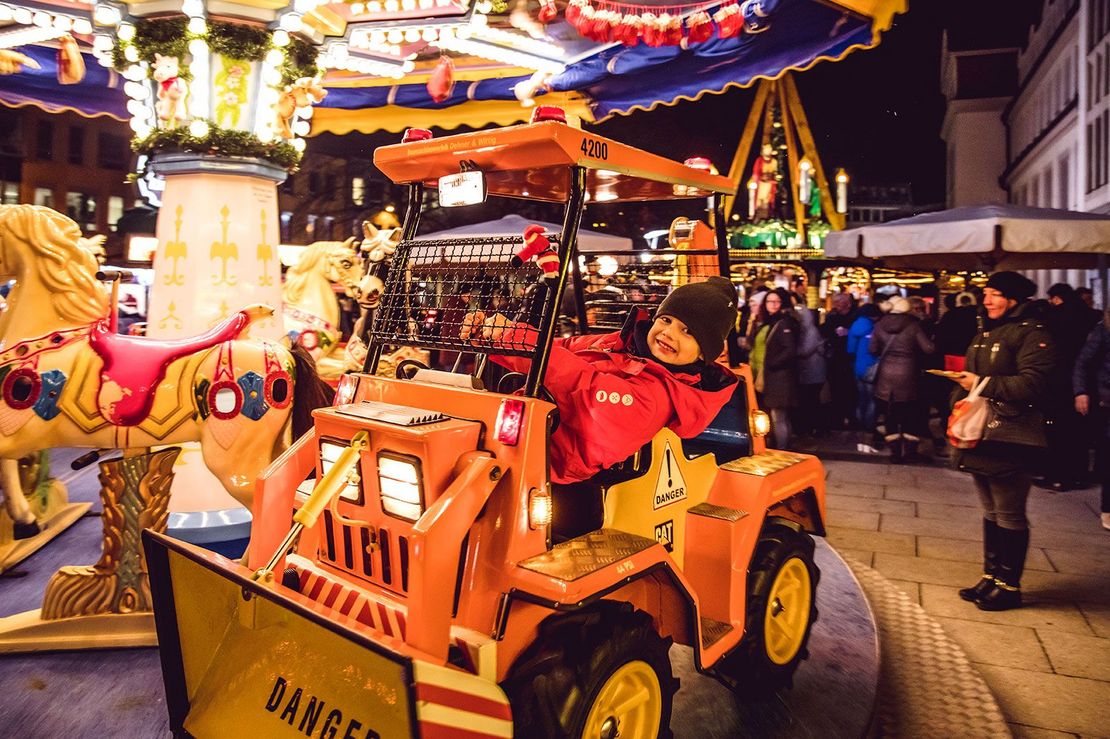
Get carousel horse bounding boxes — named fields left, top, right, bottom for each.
left=340, top=223, right=429, bottom=376
left=283, top=237, right=362, bottom=363
left=0, top=204, right=332, bottom=513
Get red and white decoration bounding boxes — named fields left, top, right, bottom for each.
left=564, top=0, right=760, bottom=47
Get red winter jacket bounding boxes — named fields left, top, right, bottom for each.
left=491, top=321, right=737, bottom=484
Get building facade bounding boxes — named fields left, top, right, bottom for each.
left=943, top=0, right=1107, bottom=300
left=0, top=106, right=136, bottom=257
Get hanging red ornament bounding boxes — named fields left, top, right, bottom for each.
left=427, top=55, right=455, bottom=103
left=538, top=0, right=558, bottom=23
left=641, top=13, right=661, bottom=46
left=661, top=14, right=683, bottom=45
left=613, top=14, right=642, bottom=44
left=566, top=0, right=588, bottom=27
left=714, top=3, right=743, bottom=38
left=685, top=10, right=713, bottom=44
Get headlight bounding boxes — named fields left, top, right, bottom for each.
left=528, top=487, right=552, bottom=530
left=378, top=452, right=424, bottom=522
left=751, top=410, right=771, bottom=437
left=321, top=440, right=363, bottom=502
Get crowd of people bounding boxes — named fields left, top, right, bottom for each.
left=742, top=272, right=1107, bottom=611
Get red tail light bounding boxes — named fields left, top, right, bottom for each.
left=335, top=374, right=359, bottom=406
left=495, top=398, right=526, bottom=445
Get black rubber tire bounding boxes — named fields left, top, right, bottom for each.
left=501, top=602, right=678, bottom=739
left=716, top=524, right=820, bottom=699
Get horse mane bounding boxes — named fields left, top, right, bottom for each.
left=284, top=241, right=343, bottom=305
left=0, top=204, right=108, bottom=324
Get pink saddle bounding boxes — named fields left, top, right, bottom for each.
left=89, top=311, right=251, bottom=426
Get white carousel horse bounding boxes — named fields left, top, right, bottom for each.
left=0, top=204, right=331, bottom=512
left=340, top=223, right=430, bottom=376
left=282, top=237, right=362, bottom=362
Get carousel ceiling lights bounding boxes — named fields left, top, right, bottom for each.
left=0, top=3, right=94, bottom=38
left=434, top=34, right=564, bottom=74
left=563, top=0, right=769, bottom=47
left=0, top=23, right=65, bottom=49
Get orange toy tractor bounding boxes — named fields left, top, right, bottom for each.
left=144, top=118, right=827, bottom=739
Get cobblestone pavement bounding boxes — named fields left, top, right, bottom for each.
left=821, top=456, right=1110, bottom=738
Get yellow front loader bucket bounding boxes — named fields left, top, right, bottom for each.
left=144, top=531, right=418, bottom=739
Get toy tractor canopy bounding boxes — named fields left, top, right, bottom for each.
left=367, top=120, right=737, bottom=397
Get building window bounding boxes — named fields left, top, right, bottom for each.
left=65, top=192, right=96, bottom=232
left=33, top=187, right=53, bottom=208
left=306, top=214, right=318, bottom=239
left=97, top=133, right=129, bottom=169
left=280, top=211, right=293, bottom=242
left=308, top=172, right=320, bottom=196
left=68, top=126, right=85, bottom=165
left=107, top=196, right=125, bottom=231
left=351, top=176, right=365, bottom=206
left=1059, top=154, right=1071, bottom=209
left=1, top=182, right=17, bottom=204
left=35, top=123, right=54, bottom=160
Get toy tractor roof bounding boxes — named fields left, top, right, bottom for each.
left=373, top=121, right=736, bottom=204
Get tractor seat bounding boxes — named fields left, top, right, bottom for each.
left=551, top=428, right=719, bottom=567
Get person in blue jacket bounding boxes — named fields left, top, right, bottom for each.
left=847, top=303, right=883, bottom=453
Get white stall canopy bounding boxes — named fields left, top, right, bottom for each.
left=825, top=205, right=1110, bottom=271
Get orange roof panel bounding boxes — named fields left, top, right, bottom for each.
left=373, top=122, right=736, bottom=203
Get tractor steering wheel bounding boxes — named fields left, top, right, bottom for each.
left=395, top=358, right=429, bottom=380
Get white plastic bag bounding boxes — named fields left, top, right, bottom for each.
left=947, top=377, right=990, bottom=449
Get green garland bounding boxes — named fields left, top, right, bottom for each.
left=132, top=124, right=301, bottom=172
left=112, top=17, right=317, bottom=82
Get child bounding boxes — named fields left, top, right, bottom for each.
left=486, top=277, right=739, bottom=484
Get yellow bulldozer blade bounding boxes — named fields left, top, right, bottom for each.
left=144, top=531, right=417, bottom=738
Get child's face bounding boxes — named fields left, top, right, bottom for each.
left=647, top=315, right=701, bottom=365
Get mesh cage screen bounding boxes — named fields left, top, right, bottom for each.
left=370, top=235, right=556, bottom=359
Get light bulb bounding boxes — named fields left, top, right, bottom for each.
left=187, top=17, right=206, bottom=34
left=271, top=29, right=290, bottom=46
left=93, top=33, right=113, bottom=51
left=188, top=38, right=208, bottom=56
left=291, top=138, right=306, bottom=152
left=124, top=45, right=139, bottom=62
left=266, top=48, right=284, bottom=65
left=72, top=18, right=93, bottom=35
left=293, top=120, right=310, bottom=136
left=189, top=120, right=210, bottom=138
left=118, top=22, right=135, bottom=40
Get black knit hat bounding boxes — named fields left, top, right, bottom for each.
left=985, top=271, right=1036, bottom=302
left=655, top=276, right=738, bottom=361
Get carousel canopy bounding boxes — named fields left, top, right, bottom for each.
left=0, top=0, right=904, bottom=133
left=823, top=204, right=1110, bottom=270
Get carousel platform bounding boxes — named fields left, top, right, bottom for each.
left=0, top=451, right=1011, bottom=738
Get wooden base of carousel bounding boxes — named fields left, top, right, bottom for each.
left=0, top=447, right=179, bottom=653
left=0, top=501, right=90, bottom=576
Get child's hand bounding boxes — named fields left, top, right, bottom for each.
left=459, top=310, right=486, bottom=341
left=483, top=313, right=512, bottom=342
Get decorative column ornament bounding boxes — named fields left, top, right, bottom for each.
left=835, top=168, right=849, bottom=215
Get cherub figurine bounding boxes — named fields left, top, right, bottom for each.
left=152, top=54, right=188, bottom=128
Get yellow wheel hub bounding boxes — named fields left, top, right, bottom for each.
left=763, top=556, right=812, bottom=665
left=581, top=660, right=662, bottom=739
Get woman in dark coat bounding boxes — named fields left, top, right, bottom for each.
left=751, top=288, right=799, bottom=449
left=870, top=296, right=935, bottom=462
left=950, top=272, right=1054, bottom=611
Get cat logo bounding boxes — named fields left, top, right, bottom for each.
left=652, top=441, right=687, bottom=509
left=654, top=520, right=674, bottom=552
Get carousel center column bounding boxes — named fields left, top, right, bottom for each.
left=92, top=0, right=329, bottom=547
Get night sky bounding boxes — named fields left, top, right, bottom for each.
left=314, top=0, right=1045, bottom=216
left=591, top=0, right=1043, bottom=205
